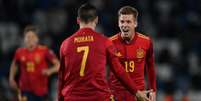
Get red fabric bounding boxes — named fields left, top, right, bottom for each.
left=14, top=45, right=56, bottom=96
left=58, top=28, right=137, bottom=101
left=113, top=90, right=136, bottom=101
left=109, top=32, right=157, bottom=101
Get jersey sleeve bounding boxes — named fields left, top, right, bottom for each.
left=106, top=39, right=137, bottom=94
left=146, top=40, right=157, bottom=92
left=58, top=41, right=67, bottom=101
left=13, top=49, right=20, bottom=63
left=45, top=48, right=57, bottom=62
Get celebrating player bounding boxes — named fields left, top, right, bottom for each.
left=109, top=6, right=157, bottom=101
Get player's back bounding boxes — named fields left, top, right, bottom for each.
left=60, top=28, right=111, bottom=101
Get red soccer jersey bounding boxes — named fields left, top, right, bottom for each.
left=14, top=45, right=56, bottom=96
left=109, top=32, right=156, bottom=93
left=58, top=28, right=138, bottom=101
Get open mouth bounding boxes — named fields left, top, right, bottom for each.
left=122, top=29, right=129, bottom=32
left=121, top=27, right=129, bottom=32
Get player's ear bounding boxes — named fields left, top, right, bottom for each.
left=94, top=16, right=98, bottom=24
left=118, top=19, right=121, bottom=28
left=77, top=17, right=80, bottom=24
left=134, top=21, right=138, bottom=28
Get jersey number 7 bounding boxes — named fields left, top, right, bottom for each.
left=77, top=46, right=89, bottom=77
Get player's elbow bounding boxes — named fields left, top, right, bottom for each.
left=53, top=59, right=60, bottom=72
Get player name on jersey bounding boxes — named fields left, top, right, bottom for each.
left=74, top=35, right=94, bottom=43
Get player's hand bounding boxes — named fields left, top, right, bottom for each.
left=148, top=91, right=156, bottom=101
left=18, top=95, right=27, bottom=101
left=136, top=90, right=152, bottom=101
left=42, top=69, right=52, bottom=76
left=9, top=79, right=18, bottom=90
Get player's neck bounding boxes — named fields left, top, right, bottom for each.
left=27, top=45, right=37, bottom=51
left=79, top=23, right=96, bottom=30
left=130, top=32, right=135, bottom=42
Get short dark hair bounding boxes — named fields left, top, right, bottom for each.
left=118, top=6, right=138, bottom=20
left=24, top=25, right=39, bottom=35
left=78, top=3, right=98, bottom=23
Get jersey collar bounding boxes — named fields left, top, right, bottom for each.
left=118, top=32, right=138, bottom=45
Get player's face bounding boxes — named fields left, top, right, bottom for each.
left=118, top=14, right=137, bottom=41
left=24, top=31, right=39, bottom=48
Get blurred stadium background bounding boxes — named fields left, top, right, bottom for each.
left=0, top=0, right=201, bottom=101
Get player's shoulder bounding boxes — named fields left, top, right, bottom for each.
left=38, top=45, right=48, bottom=50
left=60, top=37, right=72, bottom=54
left=16, top=47, right=25, bottom=53
left=136, top=32, right=151, bottom=41
left=93, top=32, right=114, bottom=46
left=109, top=33, right=119, bottom=41
left=93, top=31, right=109, bottom=41
left=61, top=37, right=72, bottom=46
left=95, top=31, right=106, bottom=37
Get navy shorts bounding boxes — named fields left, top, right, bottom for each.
left=20, top=91, right=47, bottom=101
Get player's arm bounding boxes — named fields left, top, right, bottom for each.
left=42, top=58, right=60, bottom=76
left=42, top=49, right=60, bottom=76
left=58, top=55, right=65, bottom=101
left=57, top=41, right=66, bottom=101
left=146, top=40, right=157, bottom=101
left=9, top=60, right=18, bottom=90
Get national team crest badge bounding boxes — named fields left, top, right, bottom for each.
left=136, top=48, right=144, bottom=58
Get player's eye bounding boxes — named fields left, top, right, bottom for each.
left=126, top=20, right=131, bottom=24
left=120, top=20, right=124, bottom=23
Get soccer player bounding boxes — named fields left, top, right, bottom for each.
left=9, top=25, right=60, bottom=101
left=58, top=3, right=150, bottom=101
left=109, top=6, right=157, bottom=101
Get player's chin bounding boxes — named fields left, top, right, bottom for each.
left=122, top=36, right=130, bottom=41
